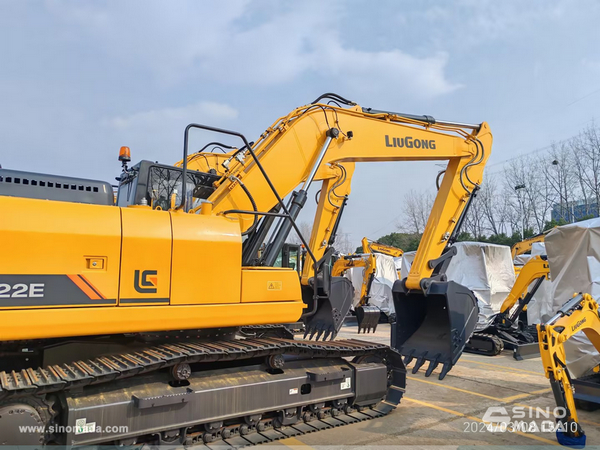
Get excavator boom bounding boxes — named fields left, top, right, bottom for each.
left=182, top=94, right=493, bottom=377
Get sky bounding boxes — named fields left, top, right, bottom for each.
left=2, top=0, right=599, bottom=247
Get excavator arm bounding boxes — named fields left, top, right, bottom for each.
left=538, top=293, right=600, bottom=446
left=362, top=237, right=404, bottom=258
left=180, top=94, right=492, bottom=377
left=511, top=229, right=554, bottom=260
left=499, top=255, right=550, bottom=316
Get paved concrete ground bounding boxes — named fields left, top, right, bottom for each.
left=272, top=323, right=600, bottom=448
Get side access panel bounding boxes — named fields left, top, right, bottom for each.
left=241, top=268, right=302, bottom=303
left=0, top=196, right=120, bottom=308
left=170, top=212, right=242, bottom=304
left=119, top=207, right=172, bottom=305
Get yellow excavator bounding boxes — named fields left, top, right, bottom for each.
left=465, top=255, right=550, bottom=359
left=337, top=238, right=403, bottom=332
left=331, top=252, right=379, bottom=332
left=538, top=293, right=600, bottom=446
left=0, top=93, right=492, bottom=445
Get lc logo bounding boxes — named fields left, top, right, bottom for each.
left=134, top=270, right=158, bottom=294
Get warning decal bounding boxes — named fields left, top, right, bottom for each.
left=267, top=281, right=283, bottom=291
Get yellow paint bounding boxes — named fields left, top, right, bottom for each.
left=169, top=211, right=242, bottom=305
left=511, top=231, right=551, bottom=260
left=0, top=301, right=303, bottom=340
left=0, top=100, right=493, bottom=351
left=119, top=206, right=172, bottom=303
left=362, top=237, right=403, bottom=257
left=0, top=196, right=121, bottom=303
left=241, top=268, right=300, bottom=303
left=331, top=252, right=376, bottom=306
left=502, top=388, right=552, bottom=402
left=407, top=376, right=550, bottom=402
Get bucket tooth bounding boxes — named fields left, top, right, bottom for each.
left=403, top=350, right=415, bottom=366
left=438, top=362, right=452, bottom=380
left=315, top=329, right=325, bottom=341
left=412, top=353, right=427, bottom=374
left=371, top=316, right=379, bottom=333
left=425, top=354, right=441, bottom=377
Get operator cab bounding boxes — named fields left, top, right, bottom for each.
left=115, top=147, right=220, bottom=211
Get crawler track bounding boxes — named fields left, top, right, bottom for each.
left=0, top=336, right=406, bottom=446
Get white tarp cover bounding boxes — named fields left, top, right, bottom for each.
left=345, top=253, right=399, bottom=314
left=369, top=253, right=399, bottom=314
left=544, top=219, right=600, bottom=377
left=513, top=242, right=552, bottom=325
left=400, top=242, right=516, bottom=330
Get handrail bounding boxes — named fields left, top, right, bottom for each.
left=179, top=123, right=320, bottom=315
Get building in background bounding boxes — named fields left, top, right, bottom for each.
left=551, top=200, right=599, bottom=223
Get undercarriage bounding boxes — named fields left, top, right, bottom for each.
left=0, top=327, right=406, bottom=446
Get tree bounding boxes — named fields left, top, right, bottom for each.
left=401, top=189, right=433, bottom=234
left=287, top=221, right=313, bottom=245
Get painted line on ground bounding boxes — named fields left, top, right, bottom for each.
left=279, top=437, right=312, bottom=448
left=457, top=359, right=543, bottom=376
left=407, top=375, right=551, bottom=402
left=403, top=397, right=560, bottom=446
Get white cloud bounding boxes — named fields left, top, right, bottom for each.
left=103, top=101, right=239, bottom=163
left=108, top=101, right=238, bottom=130
left=44, top=0, right=458, bottom=99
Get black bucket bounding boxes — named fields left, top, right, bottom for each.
left=356, top=305, right=381, bottom=333
left=303, top=277, right=354, bottom=341
left=391, top=280, right=478, bottom=380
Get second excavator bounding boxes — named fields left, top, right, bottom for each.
left=466, top=255, right=550, bottom=359
left=0, top=93, right=492, bottom=445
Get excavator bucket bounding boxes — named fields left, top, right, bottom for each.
left=391, top=280, right=478, bottom=380
left=356, top=305, right=380, bottom=333
left=303, top=277, right=354, bottom=340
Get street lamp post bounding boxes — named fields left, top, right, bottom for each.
left=515, top=184, right=526, bottom=238
left=552, top=159, right=575, bottom=223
